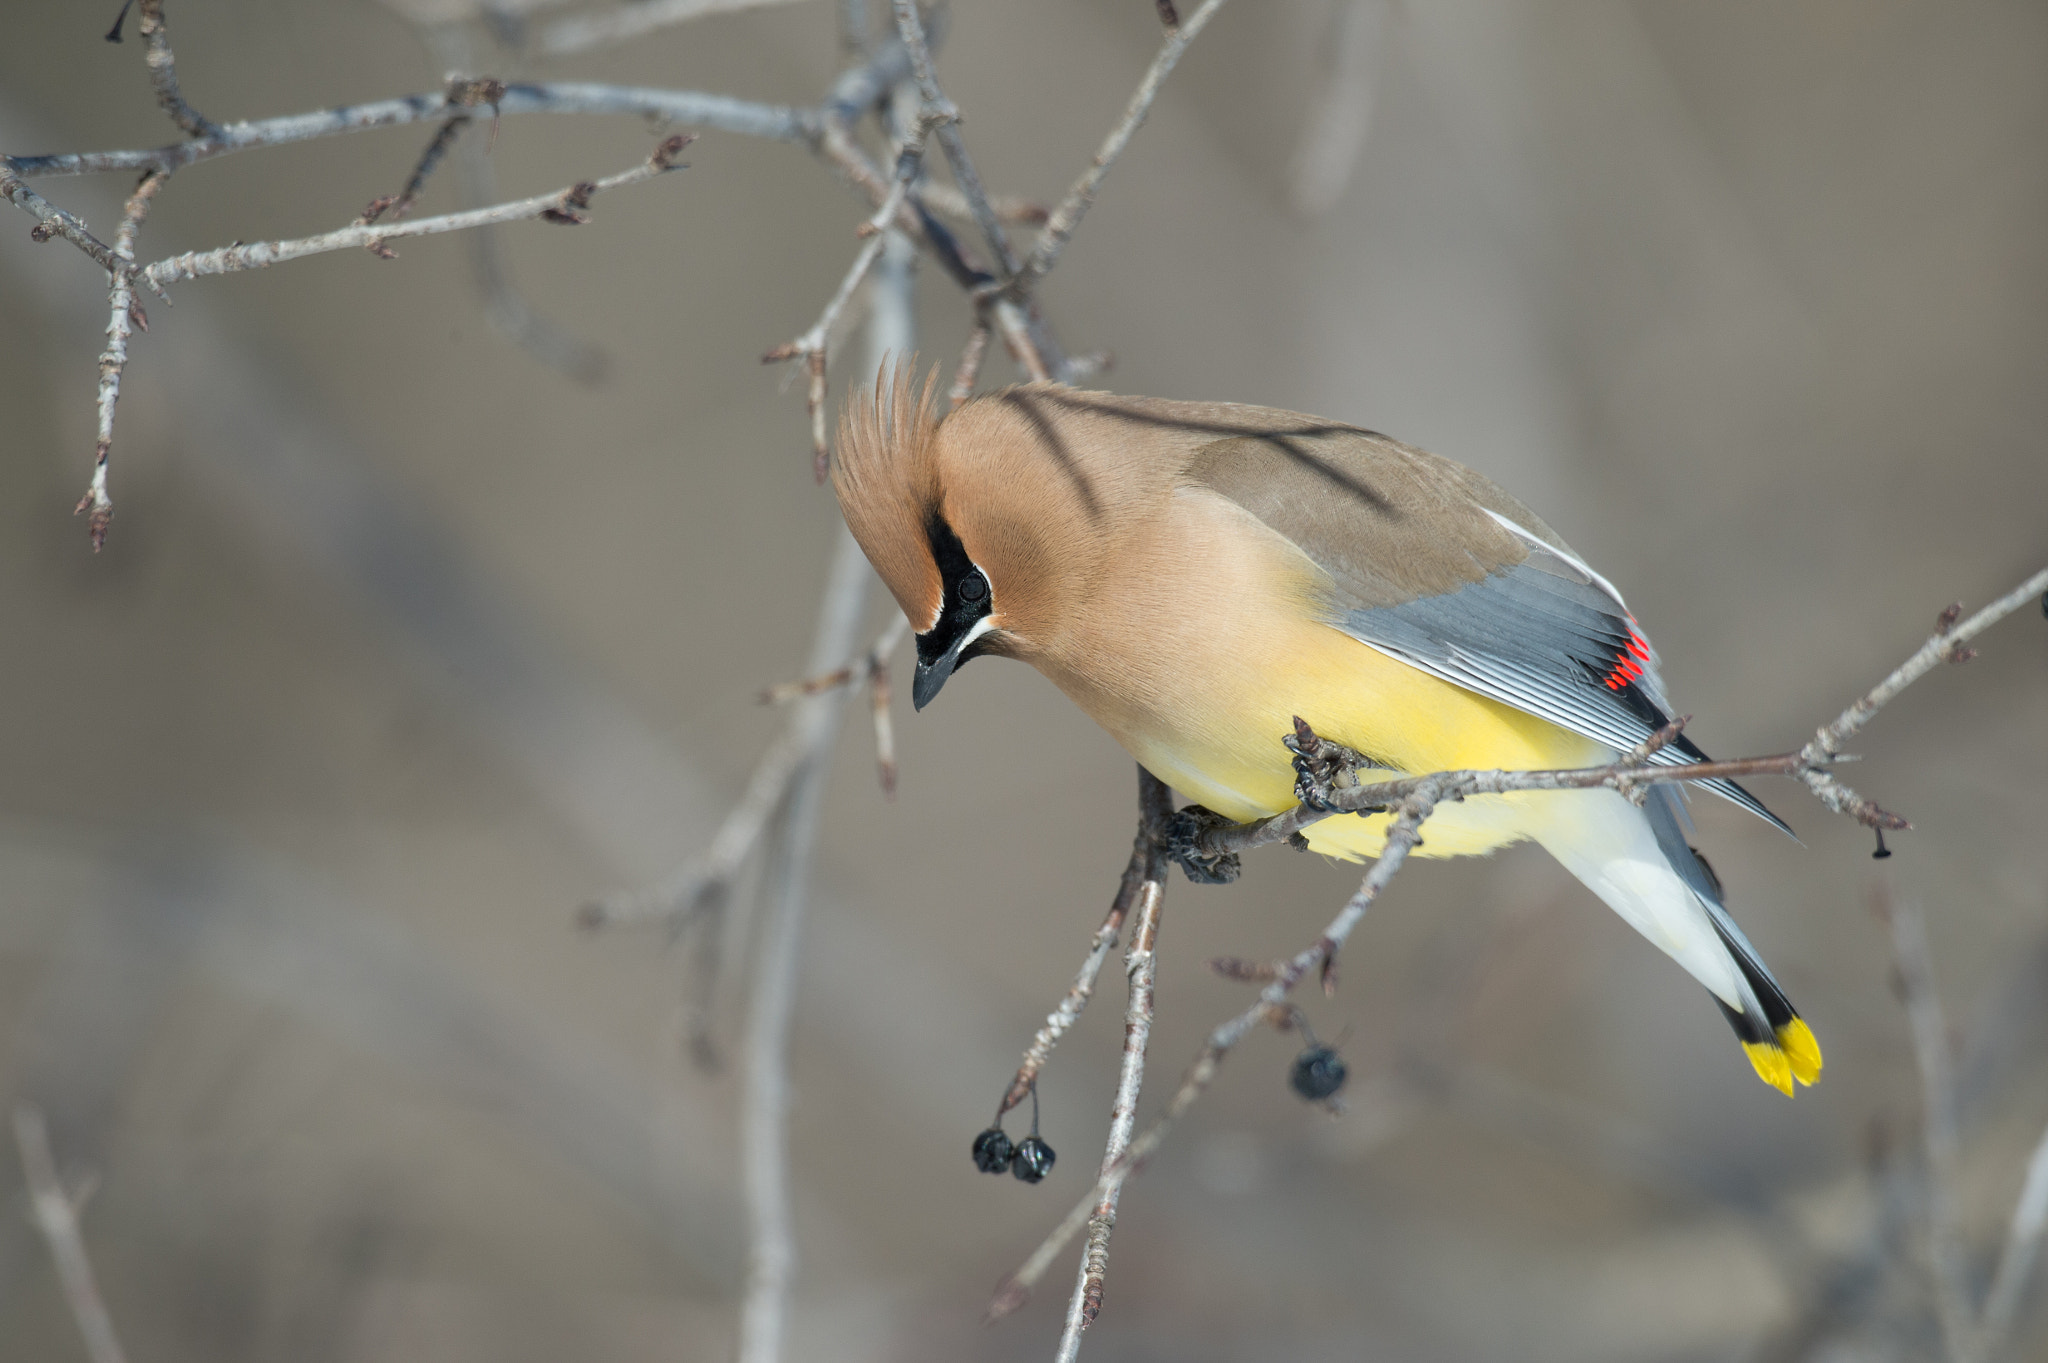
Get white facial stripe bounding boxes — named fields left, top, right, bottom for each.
left=953, top=613, right=999, bottom=654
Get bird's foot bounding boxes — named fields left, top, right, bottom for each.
left=1167, top=805, right=1242, bottom=885
left=1286, top=717, right=1354, bottom=810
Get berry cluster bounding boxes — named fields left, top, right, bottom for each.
left=969, top=1084, right=1057, bottom=1184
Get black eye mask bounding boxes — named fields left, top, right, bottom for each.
left=912, top=512, right=993, bottom=709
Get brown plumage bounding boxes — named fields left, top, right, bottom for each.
left=832, top=367, right=1820, bottom=1094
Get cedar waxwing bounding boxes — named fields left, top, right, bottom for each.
left=832, top=370, right=1821, bottom=1095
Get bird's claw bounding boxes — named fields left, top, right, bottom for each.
left=1166, top=805, right=1242, bottom=885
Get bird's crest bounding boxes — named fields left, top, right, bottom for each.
left=831, top=357, right=946, bottom=623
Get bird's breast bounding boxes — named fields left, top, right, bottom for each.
left=1028, top=487, right=1607, bottom=859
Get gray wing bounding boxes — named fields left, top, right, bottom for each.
left=1187, top=430, right=1791, bottom=834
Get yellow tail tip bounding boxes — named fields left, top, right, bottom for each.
left=1743, top=1042, right=1795, bottom=1095
left=1742, top=1020, right=1823, bottom=1096
left=1779, top=1018, right=1824, bottom=1086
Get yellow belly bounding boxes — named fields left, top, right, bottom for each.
left=1110, top=619, right=1610, bottom=861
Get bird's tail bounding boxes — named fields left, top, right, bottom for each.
left=1527, top=786, right=1821, bottom=1095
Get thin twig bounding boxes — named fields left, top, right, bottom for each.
left=1796, top=571, right=2048, bottom=818
left=1883, top=890, right=1980, bottom=1363
left=578, top=723, right=805, bottom=931
left=758, top=616, right=908, bottom=705
left=136, top=0, right=220, bottom=139
left=763, top=113, right=940, bottom=478
left=888, top=0, right=1017, bottom=277
left=79, top=168, right=168, bottom=550
left=1982, top=1116, right=2048, bottom=1360
left=14, top=1105, right=129, bottom=1363
left=370, top=116, right=471, bottom=224
left=1011, top=0, right=1233, bottom=296
left=881, top=0, right=1067, bottom=382
left=3, top=84, right=811, bottom=179
left=1193, top=568, right=2048, bottom=864
left=948, top=321, right=990, bottom=408
left=141, top=134, right=692, bottom=289
left=759, top=615, right=908, bottom=794
left=737, top=533, right=871, bottom=1363
left=737, top=191, right=912, bottom=1363
left=1056, top=821, right=1167, bottom=1358
left=1000, top=770, right=1173, bottom=1115
left=422, top=29, right=610, bottom=381
left=539, top=0, right=814, bottom=56
left=990, top=793, right=1431, bottom=1322
left=0, top=167, right=163, bottom=296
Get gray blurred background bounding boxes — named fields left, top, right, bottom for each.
left=3, top=1, right=2046, bottom=1359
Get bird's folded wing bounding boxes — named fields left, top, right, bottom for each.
left=1187, top=431, right=1790, bottom=834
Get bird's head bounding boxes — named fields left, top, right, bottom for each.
left=831, top=366, right=1112, bottom=710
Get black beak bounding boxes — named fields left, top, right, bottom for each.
left=911, top=630, right=974, bottom=710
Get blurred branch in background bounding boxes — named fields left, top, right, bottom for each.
left=14, top=1105, right=129, bottom=1363
left=1287, top=0, right=1387, bottom=216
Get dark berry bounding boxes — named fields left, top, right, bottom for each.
left=971, top=1127, right=1015, bottom=1174
left=1290, top=1045, right=1349, bottom=1101
left=1010, top=1135, right=1056, bottom=1183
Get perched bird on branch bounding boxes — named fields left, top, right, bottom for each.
left=832, top=368, right=1821, bottom=1095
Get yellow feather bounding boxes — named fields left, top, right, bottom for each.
left=1115, top=598, right=1607, bottom=863
left=1778, top=1018, right=1824, bottom=1086
left=1742, top=1041, right=1797, bottom=1097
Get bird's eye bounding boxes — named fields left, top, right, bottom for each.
left=958, top=573, right=988, bottom=603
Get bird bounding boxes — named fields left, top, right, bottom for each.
left=830, top=368, right=1821, bottom=1095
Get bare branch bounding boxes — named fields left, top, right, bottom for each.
left=737, top=200, right=912, bottom=1363
left=1057, top=814, right=1167, bottom=1358
left=1012, top=0, right=1233, bottom=296
left=760, top=615, right=908, bottom=794
left=4, top=84, right=810, bottom=179
left=135, top=0, right=220, bottom=139
left=78, top=168, right=169, bottom=550
left=415, top=27, right=610, bottom=380
left=370, top=116, right=471, bottom=224
left=948, top=321, right=990, bottom=408
left=1982, top=1116, right=2048, bottom=1360
left=1000, top=769, right=1173, bottom=1115
left=538, top=0, right=815, bottom=57
left=763, top=112, right=940, bottom=478
left=1189, top=567, right=2048, bottom=865
left=758, top=615, right=908, bottom=705
left=887, top=0, right=1018, bottom=277
left=141, top=135, right=692, bottom=289
left=0, top=166, right=162, bottom=295
left=578, top=721, right=805, bottom=933
left=15, top=1105, right=129, bottom=1363
left=1882, top=891, right=1980, bottom=1363
left=991, top=792, right=1430, bottom=1322
left=917, top=181, right=1047, bottom=229
left=1804, top=569, right=2048, bottom=760
left=738, top=532, right=872, bottom=1363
